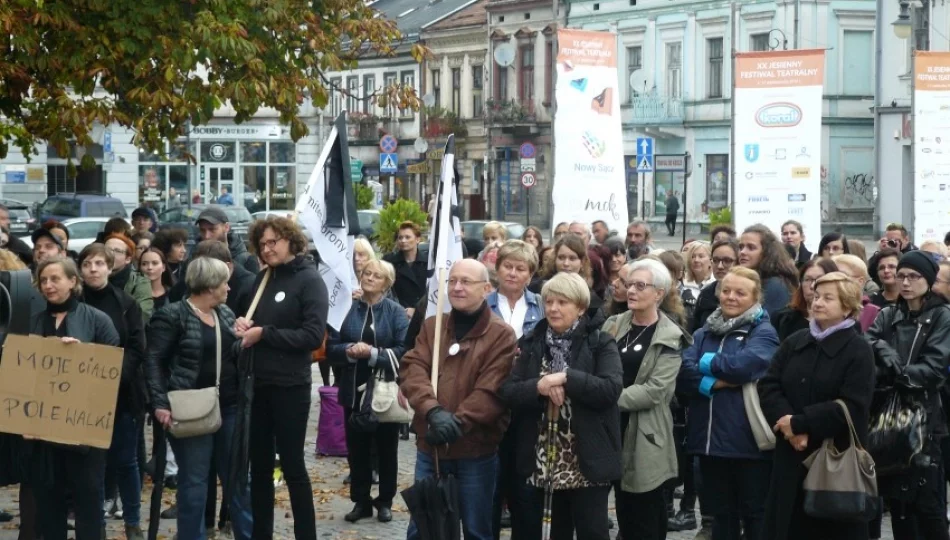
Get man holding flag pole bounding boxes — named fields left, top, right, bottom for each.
left=400, top=135, right=518, bottom=539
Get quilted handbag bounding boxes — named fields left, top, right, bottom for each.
left=371, top=349, right=413, bottom=424
left=167, top=305, right=223, bottom=438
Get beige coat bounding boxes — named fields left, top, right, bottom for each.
left=602, top=310, right=691, bottom=493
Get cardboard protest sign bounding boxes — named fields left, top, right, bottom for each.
left=0, top=334, right=124, bottom=449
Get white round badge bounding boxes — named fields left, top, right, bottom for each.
left=275, top=292, right=286, bottom=302
left=448, top=343, right=460, bottom=356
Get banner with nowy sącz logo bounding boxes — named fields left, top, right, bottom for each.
left=912, top=51, right=950, bottom=246
left=733, top=50, right=824, bottom=252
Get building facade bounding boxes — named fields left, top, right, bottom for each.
left=421, top=0, right=491, bottom=219
left=486, top=0, right=561, bottom=226
left=567, top=0, right=876, bottom=235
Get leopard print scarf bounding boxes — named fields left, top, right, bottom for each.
left=545, top=319, right=580, bottom=373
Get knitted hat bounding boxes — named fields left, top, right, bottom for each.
left=897, top=250, right=938, bottom=288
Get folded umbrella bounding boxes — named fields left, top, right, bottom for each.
left=225, top=347, right=255, bottom=506
left=401, top=456, right=460, bottom=540
left=147, top=421, right=167, bottom=540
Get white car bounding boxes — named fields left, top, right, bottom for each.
left=19, top=217, right=132, bottom=252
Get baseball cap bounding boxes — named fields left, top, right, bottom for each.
left=196, top=206, right=229, bottom=225
left=131, top=207, right=154, bottom=220
left=31, top=228, right=64, bottom=250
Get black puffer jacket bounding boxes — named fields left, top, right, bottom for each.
left=247, top=254, right=328, bottom=387
left=144, top=301, right=238, bottom=411
left=499, top=317, right=623, bottom=484
left=866, top=294, right=950, bottom=436
left=228, top=231, right=260, bottom=275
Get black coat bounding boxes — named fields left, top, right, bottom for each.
left=144, top=301, right=238, bottom=411
left=690, top=280, right=719, bottom=333
left=771, top=307, right=809, bottom=341
left=383, top=249, right=428, bottom=309
left=498, top=318, right=623, bottom=485
left=795, top=245, right=813, bottom=268
left=246, top=255, right=327, bottom=387
left=81, top=284, right=147, bottom=416
left=757, top=326, right=874, bottom=540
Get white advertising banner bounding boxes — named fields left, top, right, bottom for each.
left=733, top=50, right=824, bottom=251
left=913, top=51, right=950, bottom=246
left=551, top=29, right=628, bottom=233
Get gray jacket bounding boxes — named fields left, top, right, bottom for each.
left=602, top=310, right=690, bottom=493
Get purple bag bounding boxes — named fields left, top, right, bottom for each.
left=317, top=386, right=348, bottom=456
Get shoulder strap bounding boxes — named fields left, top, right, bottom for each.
left=212, top=309, right=222, bottom=388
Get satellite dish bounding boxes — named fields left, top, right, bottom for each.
left=422, top=93, right=436, bottom=107
left=629, top=69, right=648, bottom=94
left=414, top=138, right=429, bottom=153
left=494, top=43, right=516, bottom=68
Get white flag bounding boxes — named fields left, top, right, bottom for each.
left=426, top=136, right=464, bottom=317
left=296, top=125, right=357, bottom=331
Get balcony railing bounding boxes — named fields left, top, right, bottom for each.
left=629, top=91, right=684, bottom=124
left=484, top=99, right=536, bottom=125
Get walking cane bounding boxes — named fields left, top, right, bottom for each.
left=541, top=399, right=558, bottom=540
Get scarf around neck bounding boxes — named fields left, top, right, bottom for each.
left=705, top=303, right=763, bottom=336
left=809, top=317, right=855, bottom=341
left=545, top=319, right=580, bottom=373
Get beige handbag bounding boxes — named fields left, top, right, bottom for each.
left=802, top=399, right=879, bottom=522
left=743, top=382, right=776, bottom=451
left=371, top=349, right=413, bottom=424
left=167, top=306, right=223, bottom=439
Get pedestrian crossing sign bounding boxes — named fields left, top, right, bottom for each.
left=380, top=152, right=398, bottom=174
left=636, top=155, right=653, bottom=172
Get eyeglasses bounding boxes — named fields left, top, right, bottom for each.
left=448, top=278, right=487, bottom=288
left=712, top=257, right=736, bottom=266
left=258, top=238, right=280, bottom=251
left=107, top=247, right=127, bottom=255
left=624, top=281, right=655, bottom=292
left=896, top=272, right=924, bottom=283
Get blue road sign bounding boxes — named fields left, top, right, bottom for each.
left=636, top=137, right=654, bottom=172
left=380, top=153, right=398, bottom=174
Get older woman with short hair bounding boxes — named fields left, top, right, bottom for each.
left=328, top=259, right=407, bottom=524
left=758, top=272, right=875, bottom=540
left=499, top=272, right=623, bottom=540
left=603, top=259, right=691, bottom=540
left=145, top=257, right=253, bottom=539
left=832, top=254, right=881, bottom=332
left=772, top=258, right=839, bottom=340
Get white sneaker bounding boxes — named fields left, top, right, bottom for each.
left=103, top=499, right=115, bottom=519
left=113, top=497, right=123, bottom=520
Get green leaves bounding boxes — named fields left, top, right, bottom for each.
left=0, top=0, right=428, bottom=159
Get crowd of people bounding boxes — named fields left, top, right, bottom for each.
left=0, top=197, right=949, bottom=540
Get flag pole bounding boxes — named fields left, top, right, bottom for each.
left=429, top=267, right=448, bottom=396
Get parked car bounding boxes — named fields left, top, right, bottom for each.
left=37, top=194, right=127, bottom=223
left=460, top=220, right=526, bottom=256
left=20, top=217, right=131, bottom=252
left=2, top=201, right=36, bottom=237
left=357, top=209, right=380, bottom=241
left=157, top=205, right=253, bottom=240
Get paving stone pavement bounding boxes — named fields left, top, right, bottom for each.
left=0, top=368, right=897, bottom=540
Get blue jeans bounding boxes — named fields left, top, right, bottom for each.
left=407, top=451, right=498, bottom=540
left=107, top=412, right=142, bottom=526
left=168, top=406, right=253, bottom=540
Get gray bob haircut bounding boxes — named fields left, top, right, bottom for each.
left=626, top=258, right=673, bottom=298
left=185, top=257, right=231, bottom=295
left=541, top=272, right=591, bottom=310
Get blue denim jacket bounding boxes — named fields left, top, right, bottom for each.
left=487, top=289, right=544, bottom=337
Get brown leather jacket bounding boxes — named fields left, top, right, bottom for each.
left=400, top=303, right=517, bottom=459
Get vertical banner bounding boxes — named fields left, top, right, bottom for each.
left=733, top=50, right=824, bottom=251
left=913, top=51, right=950, bottom=246
left=552, top=29, right=628, bottom=232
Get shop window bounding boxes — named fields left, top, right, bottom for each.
left=269, top=142, right=295, bottom=163
left=654, top=172, right=685, bottom=215
left=140, top=166, right=165, bottom=205
left=705, top=154, right=729, bottom=210
left=201, top=141, right=235, bottom=163
left=243, top=165, right=267, bottom=214
left=269, top=166, right=296, bottom=210
left=241, top=142, right=267, bottom=163
left=168, top=165, right=188, bottom=206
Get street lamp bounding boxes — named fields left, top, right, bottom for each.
left=767, top=29, right=789, bottom=51
left=892, top=0, right=913, bottom=39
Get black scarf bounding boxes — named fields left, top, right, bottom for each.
left=110, top=264, right=132, bottom=291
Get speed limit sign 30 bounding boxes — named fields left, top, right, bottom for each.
left=521, top=171, right=536, bottom=188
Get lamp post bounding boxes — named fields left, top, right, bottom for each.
left=768, top=29, right=789, bottom=51
left=892, top=0, right=913, bottom=39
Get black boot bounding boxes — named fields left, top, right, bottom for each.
left=668, top=510, right=698, bottom=531
left=344, top=503, right=374, bottom=523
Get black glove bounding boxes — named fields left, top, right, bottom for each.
left=425, top=406, right=463, bottom=446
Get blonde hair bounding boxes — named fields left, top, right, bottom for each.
left=832, top=254, right=870, bottom=281
left=718, top=266, right=763, bottom=303
left=0, top=249, right=25, bottom=271
left=921, top=240, right=948, bottom=258
left=814, top=271, right=863, bottom=320
left=684, top=241, right=712, bottom=283
left=482, top=221, right=508, bottom=242
left=541, top=272, right=591, bottom=310
left=353, top=238, right=376, bottom=262
left=496, top=239, right=539, bottom=274
left=363, top=259, right=395, bottom=290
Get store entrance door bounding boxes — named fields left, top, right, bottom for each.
left=206, top=166, right=236, bottom=204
